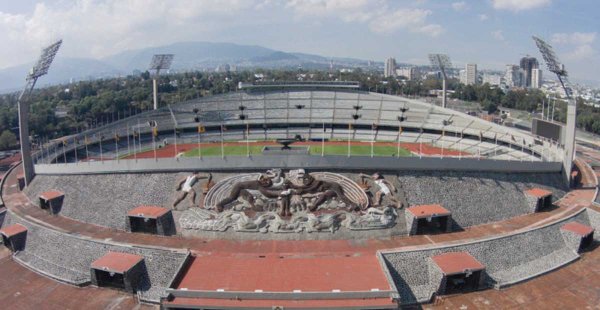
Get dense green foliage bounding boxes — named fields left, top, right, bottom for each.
left=0, top=130, right=17, bottom=149
left=450, top=82, right=600, bottom=132
left=0, top=68, right=598, bottom=151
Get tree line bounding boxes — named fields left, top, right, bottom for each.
left=0, top=68, right=598, bottom=151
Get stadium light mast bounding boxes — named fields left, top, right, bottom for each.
left=149, top=54, right=174, bottom=110
left=532, top=36, right=575, bottom=183
left=428, top=54, right=452, bottom=108
left=18, top=39, right=62, bottom=186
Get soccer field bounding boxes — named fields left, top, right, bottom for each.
left=309, top=144, right=412, bottom=157
left=182, top=143, right=412, bottom=157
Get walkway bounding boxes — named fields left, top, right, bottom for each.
left=426, top=243, right=600, bottom=309
left=0, top=155, right=598, bottom=309
left=0, top=248, right=154, bottom=310
left=2, top=164, right=591, bottom=257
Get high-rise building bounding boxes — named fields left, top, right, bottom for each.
left=384, top=57, right=397, bottom=78
left=465, top=64, right=477, bottom=85
left=504, top=65, right=523, bottom=88
left=459, top=69, right=467, bottom=84
left=395, top=67, right=419, bottom=80
left=531, top=68, right=542, bottom=89
left=519, top=56, right=539, bottom=88
left=482, top=73, right=502, bottom=86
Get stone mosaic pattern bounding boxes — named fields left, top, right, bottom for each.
left=25, top=173, right=184, bottom=230
left=1, top=212, right=188, bottom=303
left=25, top=171, right=566, bottom=233
left=396, top=171, right=566, bottom=228
left=380, top=210, right=589, bottom=305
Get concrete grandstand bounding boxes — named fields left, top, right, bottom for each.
left=34, top=88, right=563, bottom=166
left=1, top=82, right=599, bottom=309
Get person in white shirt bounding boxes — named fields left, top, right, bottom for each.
left=173, top=172, right=212, bottom=208
left=359, top=172, right=403, bottom=208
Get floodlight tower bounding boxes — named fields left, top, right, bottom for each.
left=532, top=36, right=575, bottom=182
left=429, top=54, right=452, bottom=108
left=18, top=39, right=62, bottom=186
left=149, top=54, right=174, bottom=110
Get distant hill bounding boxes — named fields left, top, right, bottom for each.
left=0, top=41, right=379, bottom=93
left=101, top=41, right=278, bottom=71
left=250, top=51, right=299, bottom=63
left=0, top=57, right=121, bottom=93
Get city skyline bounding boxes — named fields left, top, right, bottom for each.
left=0, top=0, right=598, bottom=84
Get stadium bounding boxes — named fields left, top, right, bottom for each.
left=1, top=79, right=599, bottom=309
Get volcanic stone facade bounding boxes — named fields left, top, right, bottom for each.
left=25, top=171, right=566, bottom=233
left=1, top=212, right=189, bottom=303
left=380, top=209, right=592, bottom=305
left=24, top=173, right=183, bottom=230
left=397, top=171, right=566, bottom=228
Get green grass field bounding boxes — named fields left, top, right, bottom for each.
left=184, top=145, right=268, bottom=157
left=310, top=144, right=411, bottom=156
left=182, top=144, right=412, bottom=157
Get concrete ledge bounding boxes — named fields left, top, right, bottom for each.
left=378, top=207, right=589, bottom=305
left=376, top=251, right=401, bottom=300
left=379, top=207, right=587, bottom=255
left=1, top=209, right=189, bottom=304
left=492, top=254, right=580, bottom=289
left=12, top=253, right=90, bottom=286
left=34, top=155, right=563, bottom=175
left=166, top=289, right=394, bottom=300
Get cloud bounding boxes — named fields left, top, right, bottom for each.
left=492, top=30, right=504, bottom=41
left=478, top=14, right=489, bottom=21
left=452, top=2, right=467, bottom=11
left=0, top=0, right=445, bottom=70
left=0, top=0, right=265, bottom=68
left=287, top=0, right=444, bottom=37
left=369, top=8, right=444, bottom=36
left=492, top=0, right=551, bottom=11
left=416, top=24, right=444, bottom=37
left=552, top=32, right=596, bottom=45
left=285, top=0, right=375, bottom=22
left=569, top=44, right=595, bottom=60
left=551, top=32, right=597, bottom=61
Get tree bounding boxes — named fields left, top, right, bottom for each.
left=482, top=99, right=498, bottom=114
left=0, top=68, right=599, bottom=139
left=0, top=130, right=17, bottom=150
left=141, top=70, right=151, bottom=80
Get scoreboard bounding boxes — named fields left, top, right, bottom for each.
left=531, top=118, right=564, bottom=143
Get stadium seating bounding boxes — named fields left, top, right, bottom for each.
left=36, top=90, right=556, bottom=164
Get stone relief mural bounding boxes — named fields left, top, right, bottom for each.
left=178, top=169, right=400, bottom=233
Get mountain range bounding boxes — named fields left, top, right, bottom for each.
left=0, top=42, right=378, bottom=93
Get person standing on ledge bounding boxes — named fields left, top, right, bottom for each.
left=173, top=172, right=212, bottom=209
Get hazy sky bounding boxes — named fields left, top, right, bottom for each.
left=0, top=0, right=598, bottom=83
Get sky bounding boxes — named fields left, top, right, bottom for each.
left=0, top=0, right=599, bottom=84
